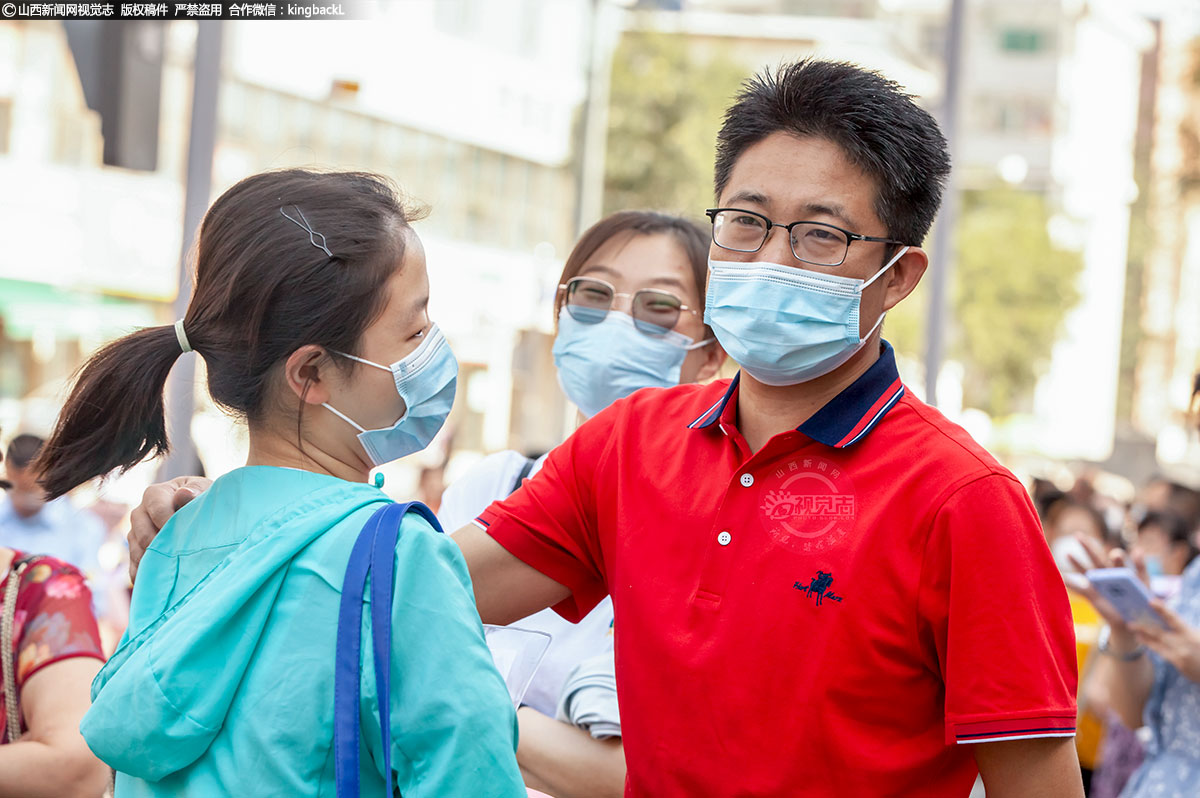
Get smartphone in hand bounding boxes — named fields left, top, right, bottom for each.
left=1086, top=567, right=1166, bottom=627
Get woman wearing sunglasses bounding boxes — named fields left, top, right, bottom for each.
left=438, top=211, right=725, bottom=798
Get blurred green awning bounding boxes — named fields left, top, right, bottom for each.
left=0, top=278, right=160, bottom=340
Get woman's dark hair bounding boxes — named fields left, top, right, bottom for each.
left=714, top=58, right=951, bottom=251
left=554, top=210, right=713, bottom=339
left=36, top=169, right=425, bottom=498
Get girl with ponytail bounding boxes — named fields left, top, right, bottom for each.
left=36, top=169, right=526, bottom=797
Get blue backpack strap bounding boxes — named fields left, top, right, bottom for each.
left=405, top=502, right=444, bottom=535
left=334, top=501, right=441, bottom=798
left=368, top=506, right=401, bottom=795
left=334, top=505, right=386, bottom=798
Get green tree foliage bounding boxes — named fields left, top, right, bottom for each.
left=950, top=188, right=1083, bottom=416
left=603, top=29, right=749, bottom=216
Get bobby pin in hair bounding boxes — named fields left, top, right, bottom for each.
left=279, top=205, right=334, bottom=258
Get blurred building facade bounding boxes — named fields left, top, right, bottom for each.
left=1126, top=19, right=1200, bottom=481
left=874, top=0, right=1151, bottom=469
left=1, top=1, right=1197, bottom=492
left=212, top=1, right=593, bottom=475
left=639, top=0, right=1154, bottom=470
left=0, top=4, right=594, bottom=489
left=1031, top=2, right=1150, bottom=466
left=890, top=0, right=1200, bottom=482
left=0, top=20, right=173, bottom=438
left=630, top=1, right=938, bottom=104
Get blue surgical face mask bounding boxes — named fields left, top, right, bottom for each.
left=323, top=324, right=458, bottom=467
left=552, top=308, right=711, bottom=418
left=704, top=246, right=908, bottom=386
left=1143, top=554, right=1165, bottom=579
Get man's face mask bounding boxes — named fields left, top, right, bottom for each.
left=704, top=246, right=908, bottom=385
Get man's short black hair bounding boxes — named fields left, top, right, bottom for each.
left=714, top=59, right=951, bottom=247
left=6, top=434, right=45, bottom=470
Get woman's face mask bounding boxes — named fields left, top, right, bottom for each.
left=552, top=309, right=710, bottom=418
left=1050, top=534, right=1090, bottom=575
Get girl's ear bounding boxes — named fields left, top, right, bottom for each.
left=283, top=345, right=335, bottom=405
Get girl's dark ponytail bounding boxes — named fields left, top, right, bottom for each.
left=35, top=324, right=184, bottom=499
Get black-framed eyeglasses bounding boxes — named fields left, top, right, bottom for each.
left=558, top=276, right=700, bottom=337
left=705, top=207, right=904, bottom=267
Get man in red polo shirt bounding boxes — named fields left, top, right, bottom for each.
left=131, top=60, right=1081, bottom=796
left=455, top=60, right=1082, bottom=796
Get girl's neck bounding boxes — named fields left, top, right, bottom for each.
left=245, top=426, right=369, bottom=484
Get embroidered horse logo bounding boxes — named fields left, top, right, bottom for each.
left=793, top=570, right=844, bottom=606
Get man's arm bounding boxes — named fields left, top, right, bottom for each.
left=451, top=523, right=571, bottom=625
left=130, top=480, right=574, bottom=625
left=127, top=476, right=210, bottom=581
left=974, top=737, right=1083, bottom=798
left=516, top=707, right=625, bottom=798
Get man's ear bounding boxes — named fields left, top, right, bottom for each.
left=283, top=345, right=334, bottom=405
left=882, top=247, right=929, bottom=312
left=695, top=340, right=728, bottom=382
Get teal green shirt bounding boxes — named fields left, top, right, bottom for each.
left=82, top=467, right=524, bottom=797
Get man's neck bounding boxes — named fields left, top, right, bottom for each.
left=736, top=337, right=883, bottom=454
left=6, top=499, right=46, bottom=523
left=15, top=509, right=42, bottom=521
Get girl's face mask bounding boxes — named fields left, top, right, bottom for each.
left=323, top=324, right=458, bottom=467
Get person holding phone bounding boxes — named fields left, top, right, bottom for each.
left=1073, top=495, right=1200, bottom=793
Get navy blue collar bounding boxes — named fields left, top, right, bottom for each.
left=687, top=341, right=906, bottom=449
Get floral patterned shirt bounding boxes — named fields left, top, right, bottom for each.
left=1, top=551, right=105, bottom=742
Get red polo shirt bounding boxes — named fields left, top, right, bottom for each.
left=476, top=342, right=1076, bottom=796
